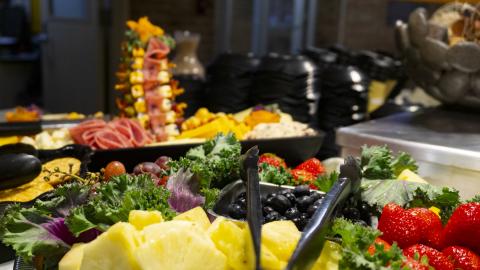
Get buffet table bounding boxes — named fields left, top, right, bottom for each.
left=337, top=108, right=480, bottom=198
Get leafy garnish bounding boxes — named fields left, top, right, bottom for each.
left=166, top=169, right=205, bottom=213
left=313, top=171, right=339, bottom=192
left=201, top=187, right=220, bottom=210
left=361, top=180, right=443, bottom=212
left=467, top=195, right=480, bottom=203
left=259, top=163, right=293, bottom=186
left=66, top=174, right=175, bottom=236
left=330, top=218, right=407, bottom=270
left=169, top=133, right=241, bottom=188
left=409, top=187, right=461, bottom=224
left=361, top=145, right=418, bottom=180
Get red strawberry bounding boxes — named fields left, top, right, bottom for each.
left=407, top=208, right=444, bottom=249
left=295, top=158, right=325, bottom=177
left=402, top=257, right=431, bottom=270
left=291, top=169, right=316, bottom=184
left=404, top=244, right=454, bottom=270
left=442, top=246, right=480, bottom=270
left=368, top=237, right=391, bottom=255
left=378, top=203, right=424, bottom=248
left=258, top=153, right=287, bottom=168
left=442, top=203, right=480, bottom=254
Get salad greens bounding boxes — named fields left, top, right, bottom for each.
left=259, top=162, right=293, bottom=185
left=169, top=133, right=241, bottom=188
left=409, top=187, right=461, bottom=224
left=0, top=183, right=97, bottom=269
left=313, top=171, right=339, bottom=192
left=330, top=218, right=408, bottom=270
left=66, top=174, right=175, bottom=236
left=361, top=145, right=418, bottom=180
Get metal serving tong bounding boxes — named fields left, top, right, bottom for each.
left=286, top=156, right=361, bottom=270
left=240, top=146, right=263, bottom=270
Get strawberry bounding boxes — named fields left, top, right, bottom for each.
left=404, top=244, right=454, bottom=270
left=442, top=202, right=480, bottom=254
left=295, top=158, right=325, bottom=177
left=258, top=153, right=287, bottom=168
left=378, top=203, right=424, bottom=248
left=291, top=169, right=316, bottom=184
left=368, top=237, right=391, bottom=255
left=442, top=246, right=480, bottom=270
left=407, top=208, right=444, bottom=249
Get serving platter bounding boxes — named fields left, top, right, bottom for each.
left=88, top=133, right=325, bottom=171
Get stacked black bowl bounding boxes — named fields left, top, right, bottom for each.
left=204, top=53, right=260, bottom=113
left=252, top=54, right=320, bottom=123
left=316, top=65, right=370, bottom=158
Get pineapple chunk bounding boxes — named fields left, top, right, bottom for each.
left=261, top=244, right=286, bottom=270
left=59, top=244, right=85, bottom=270
left=397, top=169, right=428, bottom=184
left=173, top=206, right=211, bottom=231
left=135, top=220, right=227, bottom=270
left=80, top=222, right=141, bottom=270
left=310, top=240, right=342, bottom=270
left=208, top=217, right=251, bottom=270
left=128, top=210, right=164, bottom=230
left=262, top=221, right=301, bottom=261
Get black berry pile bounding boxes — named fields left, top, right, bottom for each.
left=227, top=185, right=324, bottom=230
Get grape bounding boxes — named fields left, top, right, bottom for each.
left=104, top=161, right=126, bottom=181
left=154, top=156, right=172, bottom=170
left=133, top=162, right=161, bottom=176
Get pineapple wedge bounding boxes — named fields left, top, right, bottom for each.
left=208, top=217, right=251, bottom=270
left=262, top=221, right=301, bottom=261
left=397, top=169, right=428, bottom=184
left=59, top=244, right=85, bottom=270
left=136, top=220, right=227, bottom=270
left=128, top=210, right=164, bottom=230
left=80, top=222, right=141, bottom=270
left=173, top=206, right=211, bottom=231
left=261, top=244, right=287, bottom=270
left=310, top=240, right=342, bottom=270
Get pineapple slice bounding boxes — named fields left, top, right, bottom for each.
left=128, top=210, right=164, bottom=230
left=59, top=244, right=85, bottom=270
left=262, top=221, right=301, bottom=261
left=208, top=217, right=251, bottom=270
left=310, top=240, right=342, bottom=270
left=80, top=222, right=141, bottom=270
left=135, top=220, right=227, bottom=270
left=173, top=206, right=211, bottom=231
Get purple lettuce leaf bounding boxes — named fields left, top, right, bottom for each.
left=166, top=168, right=205, bottom=213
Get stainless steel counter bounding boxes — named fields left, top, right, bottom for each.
left=337, top=108, right=480, bottom=198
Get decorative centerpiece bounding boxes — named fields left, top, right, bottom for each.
left=115, top=17, right=186, bottom=141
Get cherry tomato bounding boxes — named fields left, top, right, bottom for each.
left=104, top=161, right=126, bottom=181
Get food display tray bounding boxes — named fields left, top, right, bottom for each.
left=88, top=133, right=325, bottom=171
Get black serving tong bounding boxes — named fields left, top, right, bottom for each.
left=286, top=156, right=361, bottom=270
left=240, top=146, right=263, bottom=270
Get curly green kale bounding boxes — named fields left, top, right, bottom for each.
left=313, top=171, right=339, bottom=192
left=66, top=174, right=175, bottom=236
left=169, top=133, right=241, bottom=188
left=330, top=218, right=408, bottom=270
left=259, top=163, right=293, bottom=186
left=361, top=145, right=418, bottom=180
left=409, top=187, right=461, bottom=224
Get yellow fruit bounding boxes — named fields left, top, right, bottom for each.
left=262, top=221, right=301, bottom=261
left=128, top=210, right=164, bottom=230
left=174, top=206, right=211, bottom=231
left=59, top=244, right=85, bottom=270
left=208, top=217, right=251, bottom=270
left=80, top=222, right=141, bottom=270
left=398, top=169, right=428, bottom=184
left=136, top=220, right=227, bottom=270
left=310, top=240, right=342, bottom=270
left=260, top=244, right=286, bottom=270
